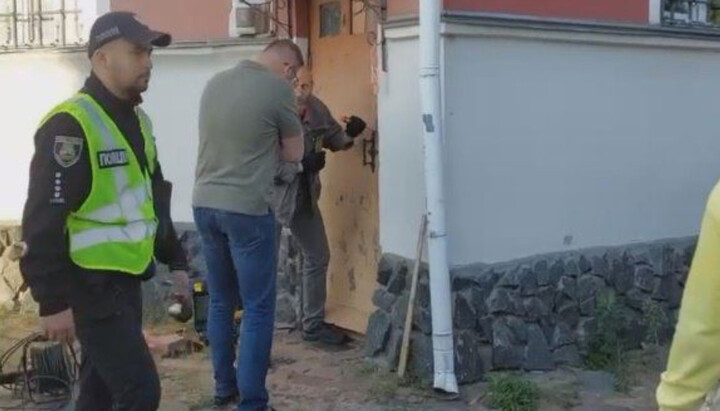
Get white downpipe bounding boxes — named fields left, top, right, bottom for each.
left=419, top=0, right=458, bottom=394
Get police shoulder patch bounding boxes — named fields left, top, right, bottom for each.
left=53, top=136, right=84, bottom=168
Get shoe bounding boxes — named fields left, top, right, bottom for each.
left=213, top=394, right=238, bottom=408
left=302, top=323, right=350, bottom=345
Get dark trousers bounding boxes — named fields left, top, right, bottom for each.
left=72, top=279, right=160, bottom=411
left=288, top=203, right=330, bottom=333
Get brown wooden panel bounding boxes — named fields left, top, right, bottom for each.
left=309, top=0, right=379, bottom=333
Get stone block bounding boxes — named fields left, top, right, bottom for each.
left=391, top=293, right=410, bottom=329
left=413, top=305, right=433, bottom=335
left=372, top=288, right=397, bottom=312
left=454, top=330, right=486, bottom=384
left=365, top=310, right=391, bottom=357
left=553, top=345, right=582, bottom=367
left=524, top=324, right=554, bottom=371
left=523, top=297, right=550, bottom=322
left=453, top=291, right=477, bottom=330
left=552, top=322, right=576, bottom=349
left=579, top=255, right=592, bottom=274
left=556, top=276, right=577, bottom=302
left=488, top=288, right=519, bottom=315
left=535, top=260, right=550, bottom=286
left=409, top=332, right=433, bottom=380
left=519, top=267, right=538, bottom=297
left=591, top=255, right=610, bottom=280
left=634, top=266, right=655, bottom=292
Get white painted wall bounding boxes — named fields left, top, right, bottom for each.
left=0, top=43, right=263, bottom=223
left=380, top=24, right=720, bottom=266
left=649, top=0, right=662, bottom=25
left=80, top=0, right=112, bottom=42
left=378, top=33, right=427, bottom=262
left=142, top=45, right=264, bottom=222
left=0, top=51, right=88, bottom=221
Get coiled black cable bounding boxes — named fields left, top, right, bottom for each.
left=0, top=333, right=78, bottom=410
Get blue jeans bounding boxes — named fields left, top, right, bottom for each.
left=193, top=207, right=277, bottom=411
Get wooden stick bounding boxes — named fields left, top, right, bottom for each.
left=398, top=214, right=428, bottom=378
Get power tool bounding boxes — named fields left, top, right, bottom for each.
left=190, top=279, right=243, bottom=345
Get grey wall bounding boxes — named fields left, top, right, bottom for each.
left=379, top=24, right=720, bottom=266
left=377, top=33, right=427, bottom=263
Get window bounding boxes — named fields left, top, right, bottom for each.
left=319, top=2, right=341, bottom=38
left=0, top=0, right=84, bottom=51
left=662, top=0, right=719, bottom=26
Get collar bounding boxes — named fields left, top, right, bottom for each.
left=82, top=73, right=142, bottom=112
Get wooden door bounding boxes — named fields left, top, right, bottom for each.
left=309, top=0, right=380, bottom=333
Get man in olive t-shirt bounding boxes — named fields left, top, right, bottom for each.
left=192, top=39, right=304, bottom=411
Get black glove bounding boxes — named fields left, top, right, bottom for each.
left=302, top=151, right=326, bottom=173
left=345, top=115, right=367, bottom=138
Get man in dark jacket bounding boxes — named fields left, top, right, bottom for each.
left=285, top=66, right=367, bottom=345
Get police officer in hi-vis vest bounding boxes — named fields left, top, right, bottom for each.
left=20, top=12, right=190, bottom=411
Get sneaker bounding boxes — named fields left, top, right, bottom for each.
left=302, top=323, right=350, bottom=345
left=213, top=394, right=238, bottom=408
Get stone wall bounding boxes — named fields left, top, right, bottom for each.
left=365, top=238, right=696, bottom=384
left=0, top=225, right=305, bottom=324
left=179, top=227, right=305, bottom=329
left=9, top=220, right=692, bottom=384
left=0, top=225, right=37, bottom=313
left=0, top=224, right=194, bottom=319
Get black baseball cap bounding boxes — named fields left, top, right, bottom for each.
left=88, top=11, right=171, bottom=57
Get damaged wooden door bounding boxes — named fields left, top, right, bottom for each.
left=309, top=0, right=380, bottom=333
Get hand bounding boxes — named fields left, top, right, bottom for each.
left=342, top=115, right=367, bottom=138
left=168, top=270, right=193, bottom=323
left=301, top=151, right=326, bottom=173
left=4, top=241, right=27, bottom=262
left=171, top=270, right=191, bottom=305
left=41, top=308, right=75, bottom=344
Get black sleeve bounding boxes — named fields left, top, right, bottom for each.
left=20, top=114, right=91, bottom=316
left=314, top=99, right=353, bottom=152
left=152, top=161, right=188, bottom=271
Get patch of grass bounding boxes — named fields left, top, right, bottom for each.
left=487, top=373, right=540, bottom=411
left=354, top=361, right=380, bottom=377
left=613, top=350, right=634, bottom=394
left=585, top=292, right=654, bottom=395
left=353, top=360, right=403, bottom=402
left=368, top=374, right=400, bottom=401
left=586, top=292, right=625, bottom=371
left=187, top=392, right=215, bottom=411
left=643, top=300, right=667, bottom=345
left=537, top=376, right=580, bottom=409
left=397, top=369, right=425, bottom=390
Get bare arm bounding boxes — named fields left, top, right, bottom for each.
left=279, top=133, right=304, bottom=162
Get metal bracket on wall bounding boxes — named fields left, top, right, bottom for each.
left=362, top=130, right=378, bottom=173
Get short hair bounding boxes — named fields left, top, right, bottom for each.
left=264, top=39, right=304, bottom=66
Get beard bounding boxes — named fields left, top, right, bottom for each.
left=125, top=74, right=150, bottom=102
left=134, top=73, right=150, bottom=92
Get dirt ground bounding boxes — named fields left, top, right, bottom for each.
left=0, top=312, right=666, bottom=411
